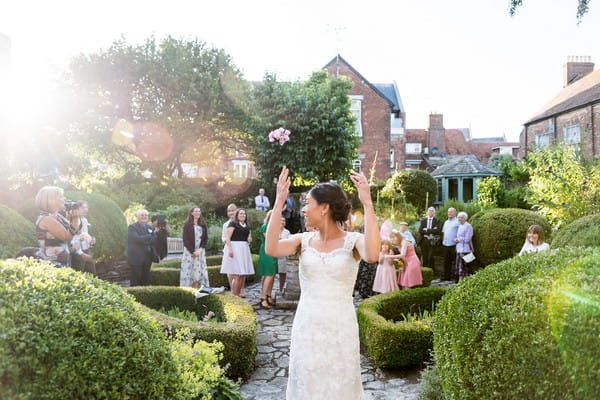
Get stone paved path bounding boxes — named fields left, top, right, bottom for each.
left=239, top=275, right=456, bottom=400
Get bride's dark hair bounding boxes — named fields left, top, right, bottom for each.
left=309, top=182, right=352, bottom=224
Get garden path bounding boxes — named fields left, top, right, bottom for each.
left=239, top=273, right=455, bottom=399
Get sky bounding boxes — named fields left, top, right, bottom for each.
left=1, top=0, right=599, bottom=142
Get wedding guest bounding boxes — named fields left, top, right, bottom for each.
left=372, top=240, right=399, bottom=293
left=518, top=224, right=550, bottom=256
left=394, top=232, right=422, bottom=289
left=278, top=216, right=290, bottom=292
left=454, top=212, right=474, bottom=281
left=151, top=214, right=169, bottom=262
left=180, top=207, right=209, bottom=289
left=222, top=203, right=237, bottom=288
left=127, top=209, right=156, bottom=286
left=258, top=211, right=278, bottom=309
left=35, top=186, right=81, bottom=267
left=441, top=207, right=459, bottom=281
left=417, top=207, right=440, bottom=269
left=70, top=200, right=96, bottom=275
left=221, top=208, right=254, bottom=296
left=398, top=222, right=416, bottom=246
left=254, top=188, right=270, bottom=211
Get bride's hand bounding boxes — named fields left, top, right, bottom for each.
left=276, top=166, right=291, bottom=206
left=350, top=170, right=372, bottom=206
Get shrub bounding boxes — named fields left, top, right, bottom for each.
left=470, top=208, right=551, bottom=266
left=420, top=267, right=434, bottom=287
left=0, top=204, right=37, bottom=259
left=435, top=200, right=482, bottom=226
left=476, top=176, right=503, bottom=208
left=381, top=169, right=436, bottom=213
left=552, top=213, right=600, bottom=249
left=245, top=208, right=266, bottom=254
left=127, top=286, right=258, bottom=379
left=418, top=365, right=446, bottom=400
left=151, top=254, right=261, bottom=288
left=0, top=258, right=236, bottom=399
left=433, top=248, right=600, bottom=400
left=357, top=287, right=448, bottom=368
left=500, top=186, right=531, bottom=209
left=65, top=191, right=128, bottom=262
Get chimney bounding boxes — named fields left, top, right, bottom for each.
left=428, top=113, right=445, bottom=155
left=564, top=56, right=594, bottom=87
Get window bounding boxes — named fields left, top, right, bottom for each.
left=390, top=148, right=395, bottom=169
left=349, top=95, right=363, bottom=137
left=535, top=133, right=550, bottom=148
left=232, top=160, right=250, bottom=178
left=563, top=125, right=581, bottom=146
left=405, top=143, right=422, bottom=154
left=390, top=114, right=404, bottom=135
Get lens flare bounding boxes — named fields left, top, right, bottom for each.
left=112, top=119, right=174, bottom=162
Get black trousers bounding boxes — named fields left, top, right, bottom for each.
left=442, top=245, right=456, bottom=281
left=420, top=240, right=435, bottom=269
left=130, top=260, right=152, bottom=286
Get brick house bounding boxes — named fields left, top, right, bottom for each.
left=520, top=56, right=600, bottom=158
left=324, top=55, right=519, bottom=179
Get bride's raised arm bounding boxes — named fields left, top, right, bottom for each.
left=350, top=171, right=380, bottom=263
left=265, top=166, right=302, bottom=258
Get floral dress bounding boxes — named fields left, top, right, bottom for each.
left=180, top=225, right=209, bottom=287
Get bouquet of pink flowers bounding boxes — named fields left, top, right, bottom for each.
left=268, top=127, right=291, bottom=145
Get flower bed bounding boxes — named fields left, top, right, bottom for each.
left=357, top=287, right=448, bottom=368
left=127, top=286, right=257, bottom=379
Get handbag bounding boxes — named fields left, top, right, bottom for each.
left=462, top=252, right=476, bottom=263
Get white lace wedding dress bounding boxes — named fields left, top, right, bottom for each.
left=286, top=231, right=363, bottom=400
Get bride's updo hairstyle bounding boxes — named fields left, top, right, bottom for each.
left=309, top=182, right=352, bottom=224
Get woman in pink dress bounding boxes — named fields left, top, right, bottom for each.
left=393, top=232, right=422, bottom=289
left=372, top=240, right=399, bottom=293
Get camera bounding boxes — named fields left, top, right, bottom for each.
left=64, top=200, right=78, bottom=212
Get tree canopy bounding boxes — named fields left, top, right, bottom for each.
left=509, top=0, right=591, bottom=21
left=247, top=71, right=359, bottom=187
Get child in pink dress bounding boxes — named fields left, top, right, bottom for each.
left=393, top=233, right=422, bottom=289
left=372, top=240, right=400, bottom=293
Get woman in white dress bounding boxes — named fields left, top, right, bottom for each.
left=265, top=167, right=379, bottom=400
left=220, top=208, right=254, bottom=296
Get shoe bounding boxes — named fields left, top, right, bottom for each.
left=266, top=295, right=276, bottom=306
left=259, top=298, right=271, bottom=310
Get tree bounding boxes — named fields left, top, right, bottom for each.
left=60, top=36, right=250, bottom=187
left=476, top=176, right=504, bottom=208
left=247, top=71, right=359, bottom=187
left=524, top=145, right=600, bottom=227
left=381, top=169, right=436, bottom=214
left=509, top=0, right=591, bottom=21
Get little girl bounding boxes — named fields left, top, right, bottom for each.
left=372, top=240, right=399, bottom=293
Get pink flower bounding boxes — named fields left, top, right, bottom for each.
left=268, top=127, right=291, bottom=146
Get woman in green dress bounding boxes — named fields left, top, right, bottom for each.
left=258, top=210, right=278, bottom=309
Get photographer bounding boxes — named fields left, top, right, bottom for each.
left=70, top=200, right=97, bottom=276
left=35, top=186, right=81, bottom=267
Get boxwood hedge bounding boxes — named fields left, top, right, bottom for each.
left=470, top=208, right=551, bottom=266
left=433, top=247, right=600, bottom=399
left=0, top=258, right=227, bottom=399
left=151, top=254, right=261, bottom=287
left=357, top=287, right=448, bottom=368
left=0, top=204, right=37, bottom=259
left=127, top=286, right=258, bottom=379
left=552, top=213, right=600, bottom=249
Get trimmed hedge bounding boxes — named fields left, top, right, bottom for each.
left=0, top=258, right=194, bottom=399
left=65, top=191, right=128, bottom=262
left=357, top=287, right=448, bottom=368
left=470, top=208, right=551, bottom=266
left=127, top=286, right=257, bottom=379
left=552, top=213, right=600, bottom=249
left=0, top=204, right=37, bottom=259
left=433, top=247, right=600, bottom=399
left=151, top=254, right=261, bottom=287
left=420, top=267, right=434, bottom=287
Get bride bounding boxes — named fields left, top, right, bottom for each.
left=265, top=167, right=379, bottom=400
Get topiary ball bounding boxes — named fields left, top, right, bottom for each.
left=65, top=191, right=127, bottom=262
left=470, top=208, right=551, bottom=266
left=0, top=258, right=181, bottom=399
left=433, top=247, right=600, bottom=400
left=0, top=204, right=37, bottom=259
left=552, top=213, right=600, bottom=249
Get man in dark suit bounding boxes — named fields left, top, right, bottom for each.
left=418, top=207, right=440, bottom=269
left=127, top=209, right=157, bottom=286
